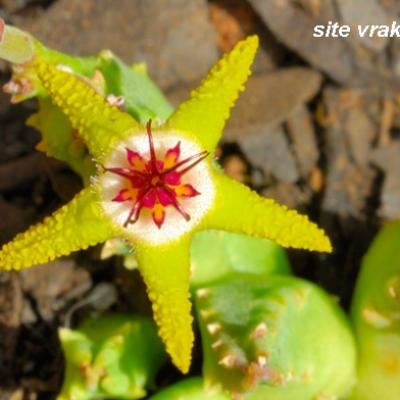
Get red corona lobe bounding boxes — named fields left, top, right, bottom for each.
left=105, top=120, right=209, bottom=229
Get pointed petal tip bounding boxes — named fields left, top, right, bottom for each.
left=135, top=241, right=194, bottom=374
left=240, top=34, right=259, bottom=53
left=305, top=228, right=333, bottom=253
left=170, top=346, right=191, bottom=374
left=270, top=214, right=333, bottom=254
left=166, top=35, right=259, bottom=152
left=0, top=187, right=114, bottom=271
left=149, top=291, right=194, bottom=374
left=320, top=233, right=333, bottom=253
left=230, top=35, right=259, bottom=72
left=206, top=173, right=333, bottom=255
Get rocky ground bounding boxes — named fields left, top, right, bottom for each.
left=1, top=0, right=400, bottom=398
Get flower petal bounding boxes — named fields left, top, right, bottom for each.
left=36, top=61, right=140, bottom=161
left=152, top=203, right=166, bottom=229
left=0, top=186, right=116, bottom=270
left=135, top=237, right=194, bottom=373
left=156, top=187, right=174, bottom=206
left=112, top=188, right=136, bottom=202
left=141, top=189, right=157, bottom=208
left=126, top=148, right=146, bottom=172
left=164, top=170, right=181, bottom=185
left=164, top=142, right=180, bottom=169
left=174, top=184, right=200, bottom=198
left=165, top=36, right=258, bottom=152
left=146, top=159, right=164, bottom=173
left=202, top=171, right=332, bottom=253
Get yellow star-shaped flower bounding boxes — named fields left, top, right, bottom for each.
left=0, top=36, right=331, bottom=373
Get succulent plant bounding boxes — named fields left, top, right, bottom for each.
left=0, top=20, right=331, bottom=373
left=190, top=230, right=291, bottom=288
left=349, top=221, right=400, bottom=399
left=58, top=313, right=166, bottom=400
left=194, top=274, right=356, bottom=399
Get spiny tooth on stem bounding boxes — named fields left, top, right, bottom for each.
left=362, top=306, right=392, bottom=328
left=211, top=339, right=224, bottom=350
left=219, top=353, right=240, bottom=369
left=250, top=322, right=268, bottom=339
left=207, top=323, right=222, bottom=335
left=285, top=371, right=294, bottom=383
left=200, top=309, right=214, bottom=320
left=196, top=288, right=210, bottom=299
left=256, top=355, right=268, bottom=367
left=232, top=393, right=243, bottom=400
left=243, top=361, right=275, bottom=389
left=386, top=274, right=400, bottom=301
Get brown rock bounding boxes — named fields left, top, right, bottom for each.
left=247, top=0, right=356, bottom=84
left=0, top=272, right=22, bottom=384
left=208, top=0, right=281, bottom=73
left=17, top=0, right=218, bottom=89
left=296, top=0, right=337, bottom=20
left=225, top=68, right=322, bottom=140
left=0, top=201, right=27, bottom=245
left=20, top=259, right=91, bottom=320
left=238, top=124, right=299, bottom=183
left=286, top=105, right=319, bottom=178
left=336, top=0, right=390, bottom=52
left=321, top=88, right=375, bottom=218
left=371, top=144, right=400, bottom=220
left=222, top=154, right=249, bottom=183
left=221, top=68, right=323, bottom=183
left=0, top=152, right=43, bottom=192
left=344, top=106, right=376, bottom=166
left=262, top=182, right=311, bottom=209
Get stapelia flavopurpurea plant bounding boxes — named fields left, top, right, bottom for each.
left=193, top=273, right=356, bottom=399
left=58, top=314, right=166, bottom=400
left=190, top=230, right=292, bottom=288
left=349, top=221, right=400, bottom=399
left=189, top=232, right=356, bottom=399
left=0, top=23, right=332, bottom=373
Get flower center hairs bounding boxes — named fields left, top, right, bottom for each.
left=99, top=121, right=215, bottom=244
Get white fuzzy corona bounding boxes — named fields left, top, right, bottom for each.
left=99, top=129, right=215, bottom=245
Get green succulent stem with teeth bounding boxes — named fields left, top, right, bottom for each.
left=350, top=221, right=400, bottom=400
left=194, top=274, right=356, bottom=399
left=0, top=20, right=332, bottom=373
left=58, top=314, right=166, bottom=400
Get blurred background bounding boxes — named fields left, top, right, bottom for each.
left=0, top=0, right=400, bottom=398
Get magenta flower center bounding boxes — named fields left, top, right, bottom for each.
left=104, top=121, right=209, bottom=229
